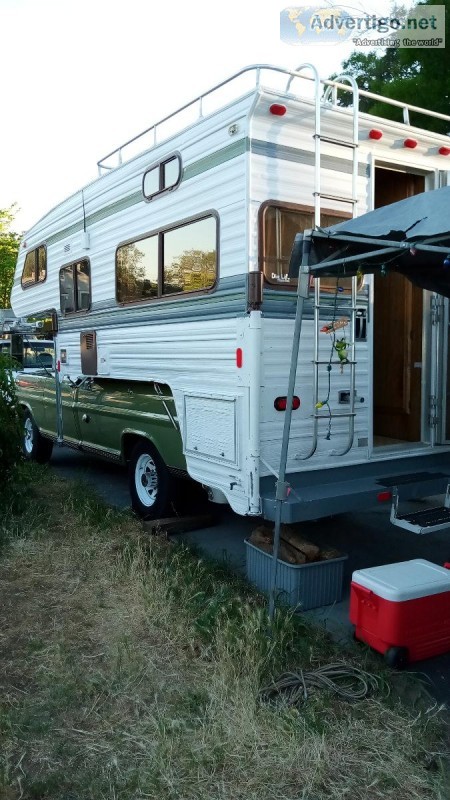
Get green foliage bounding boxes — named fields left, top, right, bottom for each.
left=0, top=206, right=21, bottom=309
left=0, top=353, right=22, bottom=485
left=333, top=0, right=450, bottom=133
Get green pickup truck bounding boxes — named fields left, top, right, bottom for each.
left=16, top=373, right=186, bottom=518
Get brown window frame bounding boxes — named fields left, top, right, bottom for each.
left=259, top=201, right=351, bottom=290
left=21, top=244, right=47, bottom=289
left=59, top=258, right=91, bottom=315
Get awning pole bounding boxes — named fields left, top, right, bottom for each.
left=268, top=234, right=312, bottom=622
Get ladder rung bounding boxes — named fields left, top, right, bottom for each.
left=315, top=305, right=354, bottom=311
left=313, top=360, right=357, bottom=365
left=314, top=134, right=358, bottom=149
left=313, top=412, right=357, bottom=419
left=315, top=192, right=358, bottom=204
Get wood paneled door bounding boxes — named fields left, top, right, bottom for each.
left=373, top=168, right=425, bottom=443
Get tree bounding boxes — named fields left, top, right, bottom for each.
left=0, top=206, right=21, bottom=309
left=0, top=353, right=22, bottom=485
left=165, top=249, right=216, bottom=293
left=332, top=0, right=450, bottom=133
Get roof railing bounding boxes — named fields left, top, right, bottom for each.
left=97, top=63, right=450, bottom=175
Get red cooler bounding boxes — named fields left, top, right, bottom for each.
left=350, top=559, right=450, bottom=667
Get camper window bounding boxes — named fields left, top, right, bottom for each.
left=117, top=235, right=158, bottom=303
left=116, top=215, right=217, bottom=303
left=59, top=259, right=91, bottom=314
left=21, top=245, right=47, bottom=288
left=143, top=155, right=181, bottom=201
left=261, top=203, right=350, bottom=290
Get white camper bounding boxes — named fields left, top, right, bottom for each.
left=11, top=64, right=450, bottom=528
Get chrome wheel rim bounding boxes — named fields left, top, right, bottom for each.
left=24, top=417, right=34, bottom=455
left=135, top=453, right=158, bottom=507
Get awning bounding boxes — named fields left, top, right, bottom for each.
left=289, top=186, right=450, bottom=297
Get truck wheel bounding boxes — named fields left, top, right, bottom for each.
left=384, top=646, right=409, bottom=670
left=22, top=410, right=53, bottom=463
left=128, top=440, right=172, bottom=519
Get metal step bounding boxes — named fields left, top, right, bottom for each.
left=390, top=506, right=450, bottom=534
left=390, top=485, right=450, bottom=534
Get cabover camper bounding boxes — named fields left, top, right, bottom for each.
left=10, top=64, right=450, bottom=527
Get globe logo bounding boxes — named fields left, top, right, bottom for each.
left=280, top=6, right=361, bottom=46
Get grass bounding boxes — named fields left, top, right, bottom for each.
left=0, top=464, right=449, bottom=799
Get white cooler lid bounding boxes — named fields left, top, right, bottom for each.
left=352, top=559, right=450, bottom=602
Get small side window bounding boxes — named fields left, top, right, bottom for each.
left=116, top=236, right=158, bottom=303
left=59, top=259, right=91, bottom=314
left=162, top=217, right=216, bottom=295
left=143, top=167, right=159, bottom=198
left=21, top=245, right=47, bottom=288
left=143, top=155, right=181, bottom=201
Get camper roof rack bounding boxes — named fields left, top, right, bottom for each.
left=97, top=63, right=450, bottom=175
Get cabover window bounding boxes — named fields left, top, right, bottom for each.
left=143, top=155, right=181, bottom=201
left=59, top=259, right=91, bottom=314
left=116, top=215, right=217, bottom=304
left=21, top=245, right=47, bottom=288
left=261, top=204, right=349, bottom=290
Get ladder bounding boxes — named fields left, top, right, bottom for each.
left=286, top=67, right=360, bottom=459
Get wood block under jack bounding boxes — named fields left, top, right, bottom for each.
left=142, top=513, right=216, bottom=536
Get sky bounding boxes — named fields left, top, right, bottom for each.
left=0, top=0, right=418, bottom=233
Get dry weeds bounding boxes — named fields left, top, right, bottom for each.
left=0, top=467, right=448, bottom=799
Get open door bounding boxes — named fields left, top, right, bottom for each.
left=373, top=168, right=425, bottom=445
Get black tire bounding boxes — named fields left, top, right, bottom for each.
left=22, top=409, right=53, bottom=463
left=128, top=440, right=172, bottom=519
left=384, top=646, right=409, bottom=670
left=173, top=476, right=209, bottom=515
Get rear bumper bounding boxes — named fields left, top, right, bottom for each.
left=260, top=451, right=450, bottom=523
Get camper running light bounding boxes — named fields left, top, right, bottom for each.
left=439, top=146, right=450, bottom=156
left=404, top=138, right=418, bottom=148
left=274, top=396, right=301, bottom=411
left=236, top=348, right=243, bottom=368
left=369, top=129, right=383, bottom=140
left=269, top=103, right=287, bottom=116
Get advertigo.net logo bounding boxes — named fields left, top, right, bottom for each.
left=280, top=5, right=446, bottom=48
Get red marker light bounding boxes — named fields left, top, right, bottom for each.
left=377, top=491, right=392, bottom=503
left=274, top=396, right=301, bottom=411
left=369, top=129, right=383, bottom=140
left=439, top=146, right=450, bottom=156
left=269, top=103, right=287, bottom=116
left=404, top=138, right=418, bottom=149
left=57, top=360, right=61, bottom=372
left=236, top=348, right=243, bottom=368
